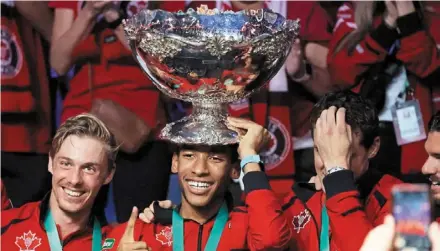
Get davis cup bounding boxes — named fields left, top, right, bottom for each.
left=123, top=5, right=300, bottom=145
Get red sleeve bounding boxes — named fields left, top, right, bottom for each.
left=1, top=180, right=12, bottom=211
left=48, top=1, right=78, bottom=12
left=365, top=175, right=403, bottom=226
left=327, top=2, right=397, bottom=90
left=244, top=172, right=291, bottom=251
left=287, top=1, right=332, bottom=42
left=323, top=171, right=373, bottom=251
left=395, top=12, right=440, bottom=80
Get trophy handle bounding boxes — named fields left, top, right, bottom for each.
left=159, top=102, right=239, bottom=145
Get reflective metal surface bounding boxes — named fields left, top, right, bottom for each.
left=124, top=5, right=300, bottom=145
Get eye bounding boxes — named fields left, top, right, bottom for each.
left=182, top=153, right=194, bottom=159
left=83, top=165, right=96, bottom=174
left=209, top=156, right=225, bottom=163
left=59, top=161, right=71, bottom=168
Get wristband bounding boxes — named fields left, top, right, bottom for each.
left=240, top=155, right=262, bottom=170
left=327, top=167, right=346, bottom=175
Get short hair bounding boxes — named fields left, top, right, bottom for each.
left=310, top=91, right=379, bottom=148
left=50, top=113, right=119, bottom=169
left=428, top=111, right=440, bottom=132
left=172, top=144, right=239, bottom=164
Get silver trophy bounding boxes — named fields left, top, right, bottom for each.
left=123, top=5, right=299, bottom=145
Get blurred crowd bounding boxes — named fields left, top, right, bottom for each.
left=1, top=1, right=440, bottom=251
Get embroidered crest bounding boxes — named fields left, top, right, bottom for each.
left=15, top=231, right=42, bottom=251
left=260, top=117, right=291, bottom=171
left=155, top=226, right=173, bottom=246
left=1, top=26, right=23, bottom=79
left=292, top=209, right=311, bottom=233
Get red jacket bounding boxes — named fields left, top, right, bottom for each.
left=105, top=172, right=292, bottom=250
left=1, top=2, right=52, bottom=153
left=327, top=2, right=440, bottom=174
left=1, top=180, right=12, bottom=210
left=281, top=169, right=403, bottom=251
left=1, top=194, right=111, bottom=251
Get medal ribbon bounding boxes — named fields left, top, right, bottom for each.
left=172, top=202, right=229, bottom=251
left=44, top=210, right=102, bottom=251
left=320, top=204, right=330, bottom=251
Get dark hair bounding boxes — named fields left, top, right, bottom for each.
left=172, top=144, right=240, bottom=163
left=310, top=91, right=379, bottom=148
left=428, top=111, right=440, bottom=132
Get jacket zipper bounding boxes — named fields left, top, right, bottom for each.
left=197, top=224, right=204, bottom=251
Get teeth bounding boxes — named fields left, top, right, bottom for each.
left=188, top=181, right=210, bottom=188
left=64, top=188, right=83, bottom=197
left=432, top=181, right=440, bottom=186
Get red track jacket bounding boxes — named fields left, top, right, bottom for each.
left=104, top=172, right=292, bottom=250
left=281, top=169, right=403, bottom=251
left=327, top=2, right=440, bottom=174
left=1, top=194, right=111, bottom=250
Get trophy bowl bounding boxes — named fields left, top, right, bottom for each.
left=123, top=5, right=300, bottom=145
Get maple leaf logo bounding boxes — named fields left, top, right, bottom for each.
left=15, top=231, right=42, bottom=251
left=155, top=226, right=173, bottom=246
left=292, top=209, right=311, bottom=233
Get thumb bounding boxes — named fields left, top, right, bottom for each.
left=122, top=206, right=138, bottom=240
left=158, top=200, right=174, bottom=209
left=429, top=222, right=440, bottom=251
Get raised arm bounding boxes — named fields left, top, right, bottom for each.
left=50, top=1, right=109, bottom=75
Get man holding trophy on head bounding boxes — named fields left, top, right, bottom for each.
left=101, top=4, right=299, bottom=251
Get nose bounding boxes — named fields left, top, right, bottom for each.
left=192, top=158, right=209, bottom=176
left=422, top=156, right=439, bottom=176
left=67, top=167, right=84, bottom=186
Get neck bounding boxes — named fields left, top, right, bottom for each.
left=48, top=193, right=91, bottom=238
left=180, top=196, right=225, bottom=225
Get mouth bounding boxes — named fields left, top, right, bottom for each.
left=62, top=187, right=86, bottom=198
left=185, top=179, right=213, bottom=195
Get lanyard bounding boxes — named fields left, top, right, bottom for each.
left=320, top=205, right=330, bottom=251
left=44, top=210, right=102, bottom=251
left=172, top=202, right=229, bottom=251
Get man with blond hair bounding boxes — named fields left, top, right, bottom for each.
left=1, top=114, right=117, bottom=251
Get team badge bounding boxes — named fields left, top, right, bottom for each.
left=260, top=117, right=291, bottom=171
left=1, top=26, right=22, bottom=79
left=102, top=238, right=115, bottom=250
left=292, top=209, right=311, bottom=233
left=15, top=231, right=42, bottom=251
left=155, top=226, right=173, bottom=246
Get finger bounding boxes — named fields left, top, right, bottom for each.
left=145, top=210, right=156, bottom=223
left=335, top=108, right=347, bottom=133
left=227, top=116, right=259, bottom=130
left=318, top=109, right=328, bottom=132
left=428, top=222, right=440, bottom=251
left=122, top=241, right=149, bottom=250
left=326, top=106, right=337, bottom=127
left=123, top=206, right=138, bottom=239
left=158, top=200, right=174, bottom=209
left=138, top=212, right=151, bottom=224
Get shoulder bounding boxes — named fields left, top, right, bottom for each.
left=368, top=174, right=403, bottom=207
left=1, top=202, right=40, bottom=234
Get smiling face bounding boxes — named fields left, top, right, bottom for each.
left=422, top=132, right=440, bottom=204
left=48, top=135, right=114, bottom=216
left=172, top=145, right=239, bottom=208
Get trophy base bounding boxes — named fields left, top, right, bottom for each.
left=159, top=103, right=239, bottom=145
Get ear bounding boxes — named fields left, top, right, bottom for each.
left=229, top=162, right=240, bottom=180
left=367, top=136, right=381, bottom=159
left=171, top=153, right=179, bottom=174
left=48, top=156, right=53, bottom=174
left=104, top=165, right=116, bottom=185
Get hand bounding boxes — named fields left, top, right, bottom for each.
left=308, top=176, right=323, bottom=191
left=360, top=215, right=395, bottom=251
left=395, top=1, right=416, bottom=17
left=314, top=107, right=352, bottom=172
left=103, top=3, right=121, bottom=23
left=227, top=117, right=270, bottom=159
left=285, top=39, right=306, bottom=79
left=118, top=207, right=152, bottom=251
left=139, top=200, right=174, bottom=224
left=384, top=0, right=398, bottom=28
left=429, top=222, right=440, bottom=251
